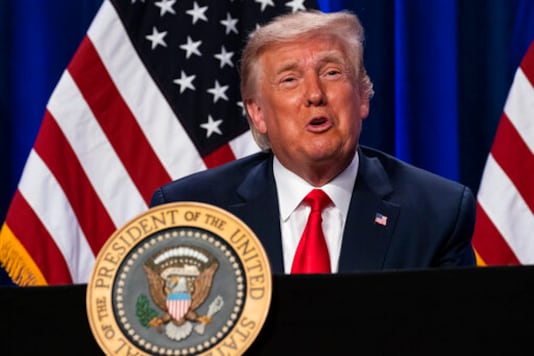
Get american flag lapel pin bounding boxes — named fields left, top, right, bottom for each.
left=374, top=212, right=388, bottom=226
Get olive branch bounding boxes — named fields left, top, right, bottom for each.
left=136, top=294, right=159, bottom=328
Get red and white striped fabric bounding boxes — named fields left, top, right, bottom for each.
left=472, top=41, right=534, bottom=266
left=0, top=0, right=315, bottom=286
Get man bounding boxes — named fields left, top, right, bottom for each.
left=150, top=10, right=476, bottom=274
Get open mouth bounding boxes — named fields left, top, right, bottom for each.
left=310, top=117, right=327, bottom=125
left=306, top=116, right=331, bottom=132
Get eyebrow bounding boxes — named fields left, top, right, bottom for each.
left=274, top=50, right=346, bottom=76
left=316, top=51, right=346, bottom=66
left=272, top=59, right=299, bottom=76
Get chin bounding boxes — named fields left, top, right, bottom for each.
left=308, top=149, right=344, bottom=163
left=307, top=140, right=342, bottom=155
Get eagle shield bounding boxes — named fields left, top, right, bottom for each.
left=166, top=291, right=192, bottom=321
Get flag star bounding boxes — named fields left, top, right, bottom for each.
left=180, top=36, right=202, bottom=58
left=173, top=71, right=196, bottom=93
left=214, top=46, right=234, bottom=68
left=220, top=12, right=239, bottom=35
left=145, top=27, right=167, bottom=50
left=186, top=1, right=208, bottom=24
left=285, top=0, right=306, bottom=12
left=207, top=80, right=229, bottom=103
left=154, top=0, right=176, bottom=16
left=201, top=115, right=223, bottom=138
left=255, top=0, right=275, bottom=12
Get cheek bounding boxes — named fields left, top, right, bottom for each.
left=268, top=86, right=303, bottom=110
left=262, top=95, right=299, bottom=128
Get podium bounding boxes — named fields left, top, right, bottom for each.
left=1, top=266, right=533, bottom=355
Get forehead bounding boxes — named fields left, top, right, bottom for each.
left=259, top=35, right=348, bottom=69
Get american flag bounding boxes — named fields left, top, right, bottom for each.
left=0, top=0, right=317, bottom=286
left=472, top=40, right=534, bottom=265
left=374, top=213, right=387, bottom=226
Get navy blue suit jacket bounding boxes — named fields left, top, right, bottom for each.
left=150, top=146, right=476, bottom=274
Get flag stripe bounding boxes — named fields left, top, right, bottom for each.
left=47, top=71, right=146, bottom=227
left=203, top=144, right=237, bottom=169
left=228, top=130, right=263, bottom=158
left=504, top=67, right=534, bottom=155
left=476, top=155, right=534, bottom=263
left=519, top=40, right=534, bottom=88
left=17, top=150, right=95, bottom=282
left=473, top=202, right=520, bottom=265
left=34, top=111, right=116, bottom=253
left=68, top=36, right=171, bottom=204
left=491, top=113, right=534, bottom=212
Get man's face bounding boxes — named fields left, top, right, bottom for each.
left=246, top=35, right=369, bottom=180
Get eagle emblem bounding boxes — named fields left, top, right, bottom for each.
left=141, top=246, right=223, bottom=341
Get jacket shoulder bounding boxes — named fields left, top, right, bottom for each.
left=150, top=151, right=271, bottom=206
left=359, top=145, right=469, bottom=193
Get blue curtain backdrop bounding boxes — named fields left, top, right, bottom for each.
left=1, top=0, right=533, bottom=285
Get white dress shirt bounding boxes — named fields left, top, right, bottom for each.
left=273, top=153, right=359, bottom=273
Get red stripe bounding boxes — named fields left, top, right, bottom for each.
left=520, top=40, right=534, bottom=85
left=5, top=191, right=73, bottom=284
left=67, top=36, right=172, bottom=203
left=33, top=111, right=116, bottom=254
left=203, top=143, right=236, bottom=168
left=472, top=202, right=520, bottom=266
left=491, top=113, right=534, bottom=212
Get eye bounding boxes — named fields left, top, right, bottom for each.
left=323, top=68, right=343, bottom=79
left=279, top=75, right=299, bottom=88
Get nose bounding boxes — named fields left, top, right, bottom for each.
left=305, top=75, right=326, bottom=107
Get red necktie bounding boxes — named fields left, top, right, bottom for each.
left=291, top=189, right=332, bottom=274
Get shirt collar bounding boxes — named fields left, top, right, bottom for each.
left=273, top=152, right=359, bottom=221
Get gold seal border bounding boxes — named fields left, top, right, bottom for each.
left=86, top=202, right=272, bottom=355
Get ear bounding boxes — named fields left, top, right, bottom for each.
left=358, top=89, right=370, bottom=120
left=360, top=96, right=370, bottom=119
left=245, top=98, right=267, bottom=134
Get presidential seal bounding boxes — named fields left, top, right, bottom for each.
left=86, top=202, right=272, bottom=355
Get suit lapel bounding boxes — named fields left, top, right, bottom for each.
left=225, top=154, right=285, bottom=274
left=338, top=149, right=400, bottom=272
left=222, top=150, right=400, bottom=273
